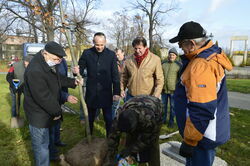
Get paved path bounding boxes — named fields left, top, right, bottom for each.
left=228, top=91, right=250, bottom=110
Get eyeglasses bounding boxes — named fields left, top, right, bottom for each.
left=44, top=51, right=62, bottom=63
left=178, top=40, right=191, bottom=48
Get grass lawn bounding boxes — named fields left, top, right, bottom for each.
left=227, top=79, right=250, bottom=94
left=0, top=74, right=249, bottom=166
left=0, top=60, right=9, bottom=72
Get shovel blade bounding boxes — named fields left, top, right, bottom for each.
left=10, top=117, right=24, bottom=128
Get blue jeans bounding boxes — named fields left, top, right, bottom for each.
left=186, top=146, right=216, bottom=166
left=161, top=93, right=175, bottom=126
left=9, top=88, right=21, bottom=117
left=29, top=125, right=50, bottom=166
left=88, top=107, right=112, bottom=137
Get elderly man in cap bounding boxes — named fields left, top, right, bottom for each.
left=169, top=21, right=232, bottom=166
left=24, top=41, right=81, bottom=165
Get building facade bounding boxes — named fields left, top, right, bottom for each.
left=0, top=35, right=35, bottom=60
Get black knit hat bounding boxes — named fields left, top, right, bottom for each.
left=169, top=21, right=206, bottom=43
left=118, top=109, right=138, bottom=132
left=45, top=41, right=66, bottom=57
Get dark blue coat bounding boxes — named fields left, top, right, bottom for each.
left=58, top=58, right=69, bottom=104
left=78, top=47, right=120, bottom=108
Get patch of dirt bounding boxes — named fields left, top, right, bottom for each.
left=63, top=137, right=108, bottom=166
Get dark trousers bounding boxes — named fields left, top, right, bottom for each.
left=161, top=93, right=175, bottom=126
left=186, top=146, right=216, bottom=166
left=53, top=120, right=61, bottom=144
left=80, top=104, right=100, bottom=120
left=88, top=107, right=112, bottom=137
left=49, top=123, right=59, bottom=160
left=10, top=88, right=22, bottom=117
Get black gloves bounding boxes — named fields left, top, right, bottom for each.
left=179, top=141, right=195, bottom=158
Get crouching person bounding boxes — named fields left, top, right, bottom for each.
left=104, top=95, right=162, bottom=166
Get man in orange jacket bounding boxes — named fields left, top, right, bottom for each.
left=169, top=21, right=232, bottom=166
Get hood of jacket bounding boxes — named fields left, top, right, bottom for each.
left=185, top=40, right=233, bottom=72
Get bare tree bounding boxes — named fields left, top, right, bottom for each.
left=4, top=0, right=60, bottom=41
left=130, top=0, right=177, bottom=49
left=106, top=11, right=148, bottom=56
left=66, top=0, right=100, bottom=43
left=107, top=11, right=129, bottom=48
left=133, top=14, right=147, bottom=37
left=62, top=0, right=100, bottom=59
left=25, top=6, right=39, bottom=42
left=0, top=1, right=18, bottom=43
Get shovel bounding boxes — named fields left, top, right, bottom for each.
left=159, top=131, right=179, bottom=140
left=10, top=79, right=24, bottom=128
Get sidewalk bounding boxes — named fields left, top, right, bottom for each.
left=228, top=91, right=250, bottom=110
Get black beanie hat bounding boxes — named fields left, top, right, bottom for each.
left=45, top=41, right=66, bottom=57
left=118, top=109, right=138, bottom=132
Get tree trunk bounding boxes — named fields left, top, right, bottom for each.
left=46, top=27, right=54, bottom=41
left=31, top=23, right=38, bottom=43
left=149, top=20, right=153, bottom=50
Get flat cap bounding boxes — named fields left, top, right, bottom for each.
left=45, top=41, right=66, bottom=57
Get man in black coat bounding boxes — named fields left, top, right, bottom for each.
left=78, top=32, right=120, bottom=137
left=24, top=41, right=81, bottom=165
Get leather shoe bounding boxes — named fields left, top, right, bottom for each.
left=55, top=142, right=67, bottom=147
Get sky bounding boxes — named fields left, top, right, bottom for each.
left=91, top=0, right=250, bottom=50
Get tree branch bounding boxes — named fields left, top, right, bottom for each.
left=5, top=7, right=44, bottom=32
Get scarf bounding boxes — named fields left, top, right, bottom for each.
left=134, top=48, right=149, bottom=66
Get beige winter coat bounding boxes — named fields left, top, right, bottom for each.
left=121, top=51, right=164, bottom=97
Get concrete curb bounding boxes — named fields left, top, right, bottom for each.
left=160, top=141, right=228, bottom=166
